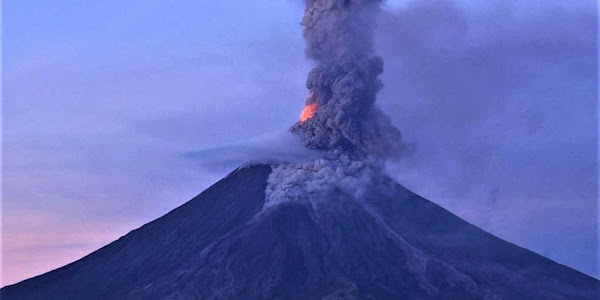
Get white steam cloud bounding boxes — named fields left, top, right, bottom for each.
left=184, top=131, right=323, bottom=172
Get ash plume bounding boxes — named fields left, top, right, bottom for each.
left=265, top=154, right=382, bottom=209
left=292, top=0, right=402, bottom=158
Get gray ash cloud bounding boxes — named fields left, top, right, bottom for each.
left=292, top=0, right=402, bottom=158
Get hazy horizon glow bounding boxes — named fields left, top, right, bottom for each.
left=2, top=0, right=598, bottom=285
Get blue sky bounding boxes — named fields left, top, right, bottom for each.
left=2, top=0, right=598, bottom=285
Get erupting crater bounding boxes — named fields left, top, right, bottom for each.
left=299, top=102, right=317, bottom=122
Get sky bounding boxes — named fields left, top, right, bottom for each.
left=2, top=0, right=598, bottom=285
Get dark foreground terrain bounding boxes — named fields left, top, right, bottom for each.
left=2, top=165, right=598, bottom=299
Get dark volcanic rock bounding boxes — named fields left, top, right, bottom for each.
left=2, top=165, right=598, bottom=299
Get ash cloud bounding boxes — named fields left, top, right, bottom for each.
left=266, top=0, right=402, bottom=214
left=376, top=0, right=597, bottom=278
left=291, top=0, right=402, bottom=158
left=265, top=154, right=382, bottom=209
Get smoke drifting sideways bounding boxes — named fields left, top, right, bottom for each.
left=292, top=0, right=402, bottom=159
left=183, top=131, right=324, bottom=173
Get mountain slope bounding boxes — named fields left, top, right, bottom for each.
left=2, top=164, right=598, bottom=299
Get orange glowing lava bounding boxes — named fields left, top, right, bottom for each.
left=299, top=102, right=317, bottom=122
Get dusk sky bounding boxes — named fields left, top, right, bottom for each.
left=2, top=0, right=597, bottom=286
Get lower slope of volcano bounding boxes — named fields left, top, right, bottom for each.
left=2, top=164, right=598, bottom=299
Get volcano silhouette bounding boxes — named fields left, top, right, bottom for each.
left=2, top=165, right=598, bottom=299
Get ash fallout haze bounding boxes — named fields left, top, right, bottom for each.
left=1, top=0, right=598, bottom=299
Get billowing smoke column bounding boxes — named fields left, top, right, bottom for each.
left=265, top=0, right=401, bottom=210
left=292, top=0, right=402, bottom=158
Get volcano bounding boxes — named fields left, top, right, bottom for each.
left=2, top=164, right=598, bottom=299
